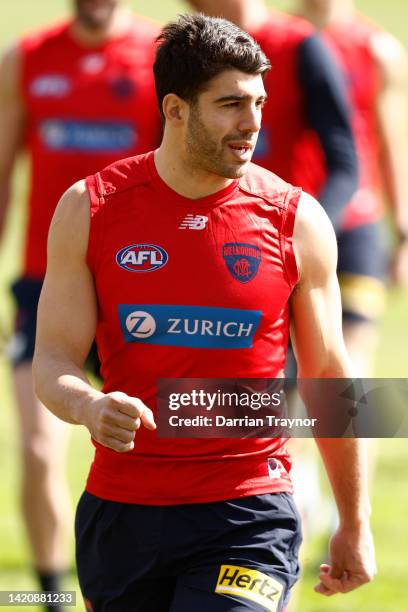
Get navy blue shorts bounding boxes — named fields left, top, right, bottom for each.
left=75, top=491, right=302, bottom=612
left=9, top=277, right=43, bottom=365
left=9, top=276, right=101, bottom=375
left=337, top=222, right=388, bottom=322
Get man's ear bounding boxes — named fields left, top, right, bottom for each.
left=162, top=93, right=188, bottom=124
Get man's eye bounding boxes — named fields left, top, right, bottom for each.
left=223, top=102, right=239, bottom=108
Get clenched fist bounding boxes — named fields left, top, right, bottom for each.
left=84, top=391, right=156, bottom=452
left=315, top=522, right=376, bottom=596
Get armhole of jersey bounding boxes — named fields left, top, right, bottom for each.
left=280, top=187, right=302, bottom=290
left=85, top=173, right=103, bottom=274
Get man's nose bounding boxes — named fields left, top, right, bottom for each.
left=238, top=104, right=262, bottom=133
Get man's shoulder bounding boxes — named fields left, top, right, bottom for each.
left=87, top=152, right=153, bottom=200
left=353, top=12, right=383, bottom=41
left=367, top=19, right=407, bottom=81
left=239, top=163, right=301, bottom=208
left=127, top=14, right=161, bottom=41
left=254, top=10, right=314, bottom=48
left=1, top=21, right=73, bottom=87
left=326, top=13, right=382, bottom=50
left=44, top=180, right=91, bottom=262
left=118, top=16, right=160, bottom=61
left=292, top=192, right=338, bottom=282
left=18, top=20, right=70, bottom=55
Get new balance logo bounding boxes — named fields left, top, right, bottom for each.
left=179, top=214, right=208, bottom=230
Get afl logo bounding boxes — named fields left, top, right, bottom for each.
left=125, top=311, right=156, bottom=338
left=116, top=244, right=168, bottom=272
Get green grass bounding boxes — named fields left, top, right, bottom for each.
left=1, top=1, right=408, bottom=611
left=296, top=439, right=408, bottom=611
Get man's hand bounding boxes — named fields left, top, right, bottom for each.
left=84, top=391, right=156, bottom=453
left=315, top=523, right=376, bottom=596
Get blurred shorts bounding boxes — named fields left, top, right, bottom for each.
left=8, top=276, right=101, bottom=377
left=8, top=277, right=43, bottom=365
left=76, top=491, right=302, bottom=612
left=337, top=222, right=388, bottom=323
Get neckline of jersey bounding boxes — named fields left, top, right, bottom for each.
left=146, top=150, right=240, bottom=208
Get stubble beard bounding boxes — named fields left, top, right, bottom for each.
left=185, top=105, right=250, bottom=179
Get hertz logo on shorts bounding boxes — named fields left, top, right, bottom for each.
left=215, top=565, right=283, bottom=611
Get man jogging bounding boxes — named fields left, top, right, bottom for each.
left=33, top=14, right=375, bottom=611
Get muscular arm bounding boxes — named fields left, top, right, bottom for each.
left=298, top=35, right=358, bottom=230
left=0, top=45, right=25, bottom=239
left=372, top=31, right=408, bottom=283
left=290, top=192, right=375, bottom=595
left=33, top=183, right=155, bottom=451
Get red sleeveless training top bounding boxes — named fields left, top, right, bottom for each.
left=20, top=18, right=160, bottom=278
left=85, top=151, right=301, bottom=505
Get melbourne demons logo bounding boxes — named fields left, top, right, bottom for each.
left=116, top=244, right=168, bottom=272
left=222, top=243, right=261, bottom=283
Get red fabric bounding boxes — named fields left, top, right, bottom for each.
left=296, top=14, right=384, bottom=230
left=85, top=151, right=301, bottom=505
left=250, top=11, right=315, bottom=189
left=20, top=18, right=160, bottom=278
left=328, top=15, right=384, bottom=230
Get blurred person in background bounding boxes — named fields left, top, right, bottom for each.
left=187, top=0, right=358, bottom=233
left=295, top=0, right=408, bottom=375
left=0, top=0, right=160, bottom=607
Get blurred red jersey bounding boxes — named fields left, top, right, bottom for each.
left=85, top=151, right=301, bottom=505
left=249, top=11, right=315, bottom=189
left=20, top=18, right=160, bottom=278
left=301, top=15, right=384, bottom=230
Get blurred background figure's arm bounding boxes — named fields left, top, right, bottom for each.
left=297, top=34, right=358, bottom=230
left=0, top=46, right=24, bottom=241
left=372, top=31, right=408, bottom=285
